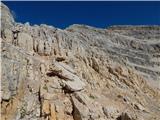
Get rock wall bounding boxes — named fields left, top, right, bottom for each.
left=1, top=2, right=160, bottom=120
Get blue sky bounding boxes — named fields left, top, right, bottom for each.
left=3, top=1, right=160, bottom=29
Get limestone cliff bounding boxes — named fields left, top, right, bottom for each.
left=1, top=3, right=160, bottom=120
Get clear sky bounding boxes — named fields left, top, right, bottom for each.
left=3, top=1, right=160, bottom=29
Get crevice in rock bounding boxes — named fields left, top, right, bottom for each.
left=55, top=56, right=66, bottom=62
left=46, top=69, right=68, bottom=80
left=70, top=96, right=82, bottom=120
left=71, top=104, right=76, bottom=120
left=38, top=87, right=43, bottom=118
left=116, top=112, right=135, bottom=120
left=62, top=86, right=75, bottom=94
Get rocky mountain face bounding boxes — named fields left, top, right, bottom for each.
left=1, top=3, right=160, bottom=120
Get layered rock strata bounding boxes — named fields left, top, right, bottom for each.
left=1, top=2, right=160, bottom=120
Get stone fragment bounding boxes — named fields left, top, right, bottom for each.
left=74, top=92, right=91, bottom=106
left=91, top=57, right=99, bottom=72
left=133, top=103, right=145, bottom=111
left=102, top=106, right=119, bottom=118
left=2, top=90, right=11, bottom=101
left=41, top=100, right=50, bottom=117
left=71, top=96, right=90, bottom=120
left=50, top=103, right=57, bottom=120
left=54, top=100, right=65, bottom=120
left=40, top=63, right=46, bottom=75
left=47, top=62, right=86, bottom=92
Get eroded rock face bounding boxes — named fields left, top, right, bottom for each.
left=1, top=2, right=160, bottom=120
left=1, top=2, right=14, bottom=29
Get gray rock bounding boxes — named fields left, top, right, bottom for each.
left=1, top=2, right=14, bottom=29
left=71, top=96, right=90, bottom=120
left=48, top=62, right=86, bottom=92
left=102, top=106, right=119, bottom=118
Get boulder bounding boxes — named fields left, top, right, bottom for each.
left=71, top=96, right=90, bottom=120
left=102, top=106, right=119, bottom=119
left=47, top=62, right=86, bottom=92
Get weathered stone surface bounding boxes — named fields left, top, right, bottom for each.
left=103, top=106, right=119, bottom=119
left=18, top=32, right=33, bottom=53
left=1, top=2, right=160, bottom=120
left=50, top=103, right=57, bottom=120
left=47, top=62, right=86, bottom=92
left=2, top=29, right=13, bottom=43
left=1, top=2, right=14, bottom=29
left=71, top=96, right=90, bottom=120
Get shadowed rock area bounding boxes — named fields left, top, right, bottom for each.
left=1, top=2, right=160, bottom=120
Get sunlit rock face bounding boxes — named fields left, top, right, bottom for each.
left=1, top=2, right=15, bottom=29
left=1, top=2, right=160, bottom=120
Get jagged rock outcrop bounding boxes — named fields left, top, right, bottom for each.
left=1, top=2, right=160, bottom=120
left=1, top=2, right=14, bottom=29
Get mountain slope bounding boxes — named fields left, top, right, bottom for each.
left=1, top=3, right=160, bottom=120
